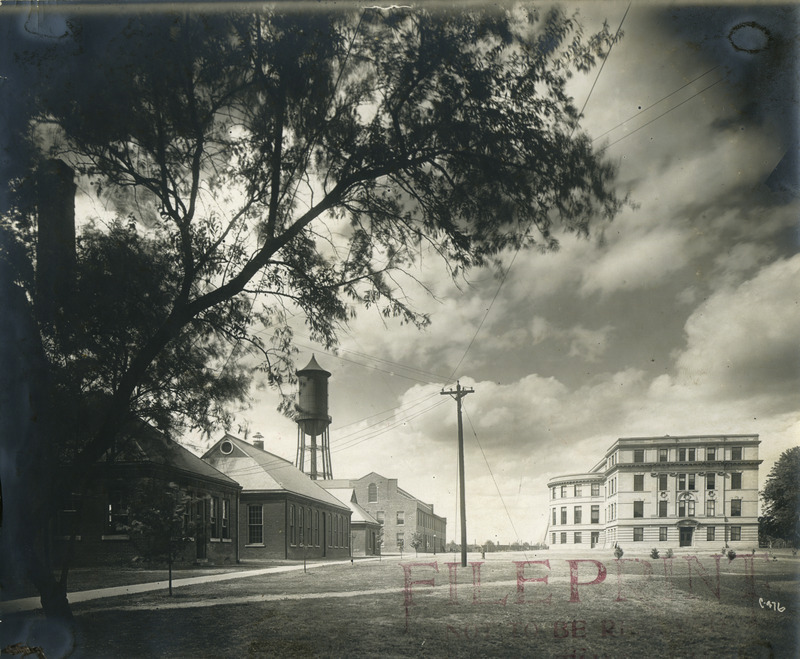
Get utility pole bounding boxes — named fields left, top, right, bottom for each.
left=441, top=381, right=474, bottom=567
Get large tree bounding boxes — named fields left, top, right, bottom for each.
left=0, top=3, right=625, bottom=645
left=760, top=446, right=800, bottom=548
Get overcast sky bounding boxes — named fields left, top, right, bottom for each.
left=191, top=2, right=800, bottom=545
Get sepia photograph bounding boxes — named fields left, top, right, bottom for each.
left=0, top=1, right=798, bottom=657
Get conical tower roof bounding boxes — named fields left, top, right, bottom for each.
left=297, top=354, right=331, bottom=377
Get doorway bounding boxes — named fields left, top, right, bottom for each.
left=679, top=527, right=693, bottom=547
left=590, top=532, right=599, bottom=548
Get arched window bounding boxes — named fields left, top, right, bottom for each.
left=368, top=483, right=377, bottom=503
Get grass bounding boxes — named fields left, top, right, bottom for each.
left=4, top=550, right=798, bottom=658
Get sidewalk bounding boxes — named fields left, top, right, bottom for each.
left=1, top=557, right=379, bottom=614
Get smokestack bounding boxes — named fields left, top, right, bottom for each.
left=36, top=159, right=76, bottom=324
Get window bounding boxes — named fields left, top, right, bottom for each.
left=707, top=447, right=716, bottom=461
left=248, top=505, right=263, bottom=544
left=561, top=485, right=567, bottom=497
left=658, top=474, right=668, bottom=491
left=633, top=501, right=644, bottom=518
left=561, top=507, right=567, bottom=525
left=209, top=497, right=219, bottom=538
left=560, top=532, right=567, bottom=544
left=688, top=474, right=696, bottom=490
left=299, top=507, right=305, bottom=545
left=730, top=526, right=741, bottom=541
left=106, top=489, right=129, bottom=534
left=552, top=508, right=557, bottom=525
left=706, top=473, right=716, bottom=490
left=633, top=527, right=644, bottom=542
left=574, top=532, right=582, bottom=544
left=731, top=473, right=742, bottom=490
left=396, top=511, right=404, bottom=525
left=633, top=449, right=645, bottom=463
left=706, top=500, right=715, bottom=517
left=659, top=500, right=668, bottom=518
left=574, top=506, right=582, bottom=524
left=397, top=532, right=404, bottom=547
left=552, top=487, right=557, bottom=499
left=289, top=505, right=296, bottom=545
left=659, top=448, right=669, bottom=462
left=574, top=484, right=582, bottom=497
left=328, top=514, right=332, bottom=547
left=222, top=499, right=230, bottom=540
left=376, top=510, right=385, bottom=524
left=315, top=510, right=320, bottom=546
left=731, top=500, right=742, bottom=517
left=731, top=447, right=742, bottom=460
left=706, top=526, right=715, bottom=541
left=591, top=505, right=599, bottom=524
left=688, top=448, right=696, bottom=461
left=552, top=533, right=556, bottom=545
left=679, top=448, right=686, bottom=461
left=368, top=483, right=378, bottom=503
left=659, top=526, right=668, bottom=542
left=633, top=474, right=644, bottom=491
left=591, top=483, right=600, bottom=497
left=678, top=474, right=695, bottom=490
left=678, top=474, right=686, bottom=490
left=678, top=499, right=695, bottom=517
left=333, top=515, right=338, bottom=546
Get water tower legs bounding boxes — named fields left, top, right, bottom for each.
left=296, top=426, right=332, bottom=480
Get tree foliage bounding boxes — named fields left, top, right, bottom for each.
left=761, top=446, right=800, bottom=547
left=0, top=4, right=625, bottom=628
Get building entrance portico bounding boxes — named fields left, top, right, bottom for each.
left=679, top=526, right=693, bottom=547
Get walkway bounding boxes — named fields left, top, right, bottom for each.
left=1, top=557, right=380, bottom=614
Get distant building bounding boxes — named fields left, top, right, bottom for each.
left=546, top=435, right=761, bottom=550
left=322, top=472, right=446, bottom=554
left=203, top=435, right=352, bottom=560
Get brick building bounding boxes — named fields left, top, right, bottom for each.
left=59, top=421, right=241, bottom=566
left=325, top=488, right=382, bottom=557
left=323, top=472, right=446, bottom=554
left=203, top=435, right=352, bottom=560
left=546, top=434, right=762, bottom=550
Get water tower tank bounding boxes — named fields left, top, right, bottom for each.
left=296, top=355, right=331, bottom=436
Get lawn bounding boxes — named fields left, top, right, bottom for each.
left=3, top=550, right=797, bottom=658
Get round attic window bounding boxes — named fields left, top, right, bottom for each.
left=220, top=440, right=233, bottom=455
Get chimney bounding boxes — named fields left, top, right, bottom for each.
left=36, top=159, right=76, bottom=324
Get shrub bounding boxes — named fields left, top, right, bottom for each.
left=650, top=548, right=660, bottom=559
left=726, top=548, right=737, bottom=561
left=614, top=545, right=624, bottom=559
left=665, top=548, right=674, bottom=558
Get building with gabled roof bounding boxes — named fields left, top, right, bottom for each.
left=322, top=472, right=446, bottom=554
left=325, top=488, right=382, bottom=557
left=202, top=434, right=352, bottom=560
left=58, top=420, right=241, bottom=566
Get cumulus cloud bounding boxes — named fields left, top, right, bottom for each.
left=671, top=254, right=800, bottom=405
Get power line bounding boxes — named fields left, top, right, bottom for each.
left=331, top=398, right=449, bottom=454
left=463, top=405, right=527, bottom=553
left=575, top=2, right=632, bottom=123
left=592, top=65, right=720, bottom=143
left=603, top=77, right=723, bottom=150
left=447, top=4, right=631, bottom=383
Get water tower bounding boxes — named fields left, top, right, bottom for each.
left=295, top=355, right=333, bottom=480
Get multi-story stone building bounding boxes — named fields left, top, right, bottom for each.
left=546, top=435, right=761, bottom=550
left=322, top=472, right=446, bottom=554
